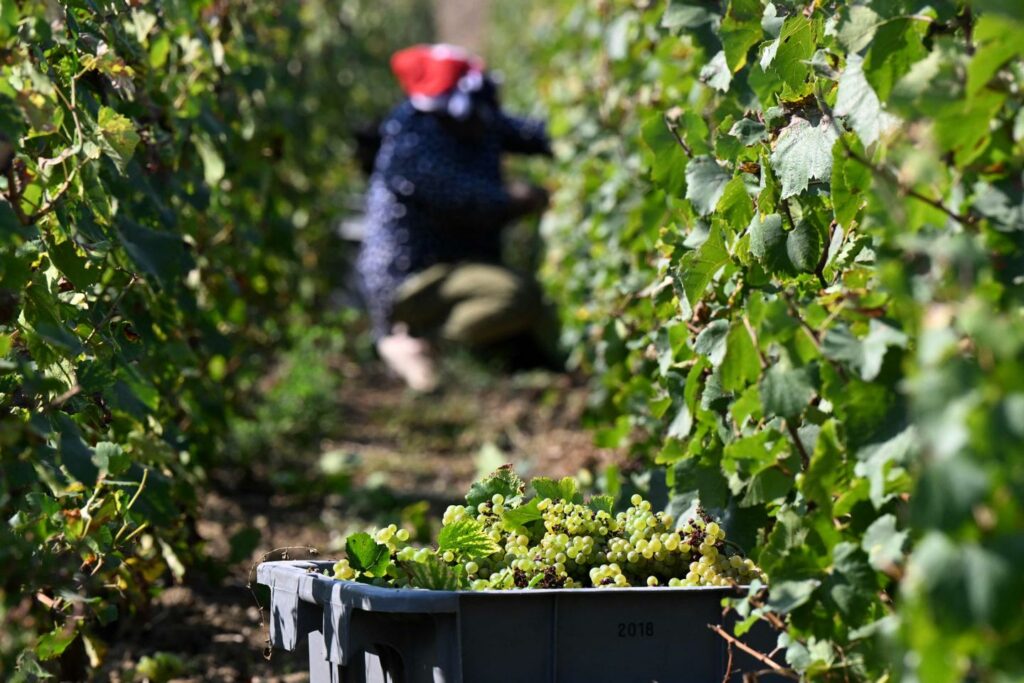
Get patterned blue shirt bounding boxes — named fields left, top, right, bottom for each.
left=356, top=101, right=550, bottom=337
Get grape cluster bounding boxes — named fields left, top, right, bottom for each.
left=333, top=492, right=765, bottom=590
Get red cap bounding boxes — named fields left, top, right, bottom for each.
left=390, top=44, right=485, bottom=98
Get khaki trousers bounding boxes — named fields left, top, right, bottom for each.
left=392, top=263, right=557, bottom=353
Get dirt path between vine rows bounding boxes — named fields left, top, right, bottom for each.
left=98, top=358, right=619, bottom=683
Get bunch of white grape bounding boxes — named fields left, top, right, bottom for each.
left=332, top=491, right=765, bottom=590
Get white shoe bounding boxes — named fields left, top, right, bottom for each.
left=377, top=331, right=439, bottom=393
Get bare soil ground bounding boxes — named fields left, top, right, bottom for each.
left=99, top=359, right=618, bottom=682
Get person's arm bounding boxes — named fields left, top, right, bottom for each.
left=496, top=112, right=552, bottom=156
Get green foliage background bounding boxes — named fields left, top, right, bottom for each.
left=498, top=0, right=1024, bottom=679
left=0, top=0, right=431, bottom=677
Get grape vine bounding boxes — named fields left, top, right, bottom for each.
left=499, top=0, right=1024, bottom=679
left=0, top=1, right=430, bottom=678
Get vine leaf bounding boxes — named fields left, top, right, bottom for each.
left=719, top=0, right=763, bottom=72
left=729, top=118, right=767, bottom=146
left=531, top=476, right=582, bottom=503
left=767, top=579, right=819, bottom=613
left=837, top=5, right=881, bottom=53
left=835, top=54, right=898, bottom=147
left=861, top=514, right=907, bottom=572
left=786, top=220, right=820, bottom=274
left=721, top=322, right=761, bottom=392
left=685, top=156, right=731, bottom=215
left=502, top=496, right=544, bottom=528
left=760, top=361, right=814, bottom=419
left=831, top=134, right=871, bottom=228
left=967, top=15, right=1023, bottom=95
left=662, top=1, right=716, bottom=29
left=821, top=320, right=907, bottom=381
left=699, top=51, right=732, bottom=92
left=767, top=15, right=815, bottom=95
left=117, top=221, right=193, bottom=289
left=438, top=518, right=500, bottom=560
left=694, top=319, right=730, bottom=366
left=400, top=555, right=462, bottom=591
left=679, top=226, right=729, bottom=307
left=641, top=114, right=687, bottom=195
left=466, top=465, right=525, bottom=507
left=97, top=107, right=140, bottom=174
left=748, top=213, right=790, bottom=274
left=862, top=18, right=928, bottom=100
left=345, top=532, right=390, bottom=576
left=770, top=116, right=838, bottom=199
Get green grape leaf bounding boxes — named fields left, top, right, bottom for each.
left=400, top=555, right=462, bottom=591
left=36, top=625, right=78, bottom=661
left=587, top=494, right=615, bottom=515
left=854, top=426, right=917, bottom=509
left=694, top=319, right=730, bottom=366
left=748, top=213, right=791, bottom=274
left=770, top=116, right=839, bottom=199
left=862, top=18, right=928, bottom=101
left=802, top=420, right=842, bottom=510
left=767, top=579, right=819, bottom=614
left=728, top=118, right=767, bottom=146
left=934, top=89, right=1007, bottom=167
left=345, top=532, right=391, bottom=576
left=438, top=518, right=500, bottom=560
left=97, top=107, right=140, bottom=174
left=966, top=15, right=1022, bottom=95
left=699, top=51, right=733, bottom=92
left=662, top=1, right=716, bottom=29
left=837, top=5, right=881, bottom=53
left=835, top=54, right=897, bottom=147
left=502, top=496, right=544, bottom=527
left=907, top=534, right=1017, bottom=629
left=721, top=321, right=761, bottom=392
left=466, top=465, right=525, bottom=507
left=55, top=413, right=99, bottom=486
left=861, top=514, right=906, bottom=572
left=92, top=441, right=130, bottom=477
left=641, top=114, right=687, bottom=196
left=827, top=543, right=878, bottom=619
left=760, top=362, right=814, bottom=419
left=767, top=16, right=815, bottom=94
left=667, top=400, right=693, bottom=440
left=117, top=221, right=193, bottom=289
left=739, top=465, right=794, bottom=506
left=719, top=0, right=763, bottom=72
left=831, top=134, right=871, bottom=228
left=971, top=180, right=1024, bottom=232
left=530, top=476, right=582, bottom=503
left=716, top=175, right=755, bottom=230
left=686, top=156, right=731, bottom=215
left=822, top=320, right=907, bottom=381
left=911, top=455, right=990, bottom=533
left=679, top=226, right=729, bottom=306
left=786, top=220, right=821, bottom=273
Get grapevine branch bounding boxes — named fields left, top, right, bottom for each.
left=785, top=420, right=811, bottom=471
left=708, top=624, right=800, bottom=680
left=84, top=275, right=139, bottom=345
left=841, top=143, right=977, bottom=228
left=814, top=86, right=978, bottom=229
left=664, top=110, right=693, bottom=157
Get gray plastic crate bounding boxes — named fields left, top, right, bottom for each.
left=257, top=560, right=785, bottom=683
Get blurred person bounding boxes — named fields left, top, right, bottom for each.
left=357, top=44, right=557, bottom=392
